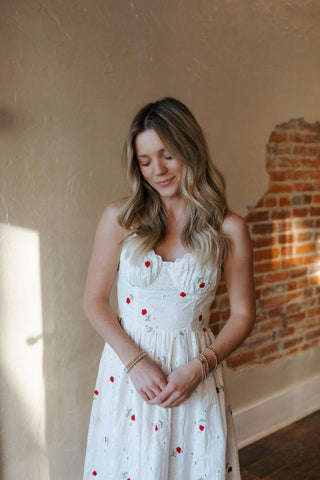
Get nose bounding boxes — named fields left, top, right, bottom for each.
left=154, top=158, right=168, bottom=175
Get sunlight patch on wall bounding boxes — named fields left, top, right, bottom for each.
left=0, top=223, right=49, bottom=475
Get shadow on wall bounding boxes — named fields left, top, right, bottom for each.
left=211, top=119, right=320, bottom=369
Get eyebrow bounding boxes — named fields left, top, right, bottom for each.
left=137, top=148, right=166, bottom=158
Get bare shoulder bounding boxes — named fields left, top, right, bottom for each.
left=221, top=211, right=252, bottom=250
left=97, top=197, right=129, bottom=241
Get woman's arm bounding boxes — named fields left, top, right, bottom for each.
left=84, top=199, right=167, bottom=400
left=148, top=212, right=256, bottom=408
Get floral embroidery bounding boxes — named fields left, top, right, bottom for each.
left=199, top=315, right=203, bottom=321
left=145, top=260, right=151, bottom=267
left=109, top=376, right=114, bottom=383
left=198, top=418, right=207, bottom=431
left=94, top=390, right=99, bottom=396
left=141, top=308, right=147, bottom=315
left=92, top=471, right=97, bottom=476
left=180, top=292, right=186, bottom=297
left=216, top=383, right=225, bottom=394
left=131, top=414, right=135, bottom=421
left=126, top=294, right=133, bottom=304
left=170, top=446, right=182, bottom=457
left=226, top=462, right=232, bottom=472
left=199, top=282, right=205, bottom=288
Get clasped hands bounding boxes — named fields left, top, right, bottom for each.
left=128, top=356, right=202, bottom=408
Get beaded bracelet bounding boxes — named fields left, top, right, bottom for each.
left=124, top=351, right=147, bottom=374
left=195, top=355, right=207, bottom=381
left=198, top=353, right=210, bottom=377
left=203, top=347, right=219, bottom=372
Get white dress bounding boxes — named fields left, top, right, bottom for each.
left=83, top=245, right=241, bottom=480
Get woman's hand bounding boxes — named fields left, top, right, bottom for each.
left=146, top=359, right=203, bottom=408
left=129, top=356, right=168, bottom=402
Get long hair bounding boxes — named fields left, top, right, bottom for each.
left=118, top=97, right=230, bottom=267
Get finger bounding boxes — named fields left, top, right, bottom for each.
left=140, top=391, right=150, bottom=402
left=147, top=386, right=174, bottom=406
left=145, top=389, right=156, bottom=400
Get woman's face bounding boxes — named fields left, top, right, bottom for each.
left=135, top=129, right=184, bottom=200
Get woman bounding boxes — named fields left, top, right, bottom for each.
left=83, top=97, right=255, bottom=479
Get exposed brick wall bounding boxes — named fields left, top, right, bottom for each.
left=210, top=119, right=320, bottom=369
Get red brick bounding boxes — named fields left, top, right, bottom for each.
left=257, top=343, right=279, bottom=357
left=306, top=307, right=320, bottom=319
left=301, top=340, right=320, bottom=351
left=303, top=255, right=320, bottom=265
left=216, top=283, right=227, bottom=295
left=296, top=232, right=313, bottom=242
left=221, top=309, right=230, bottom=320
left=272, top=210, right=291, bottom=220
left=252, top=223, right=274, bottom=235
left=281, top=246, right=293, bottom=257
left=294, top=219, right=314, bottom=229
left=277, top=220, right=292, bottom=232
left=278, top=157, right=301, bottom=168
left=287, top=170, right=313, bottom=181
left=210, top=310, right=221, bottom=322
left=286, top=312, right=306, bottom=325
left=290, top=267, right=308, bottom=278
left=270, top=184, right=293, bottom=194
left=279, top=196, right=291, bottom=207
left=313, top=194, right=320, bottom=203
left=310, top=275, right=320, bottom=285
left=227, top=350, right=257, bottom=368
left=263, top=353, right=283, bottom=364
left=270, top=131, right=288, bottom=143
left=298, top=277, right=309, bottom=288
left=246, top=211, right=270, bottom=222
left=295, top=243, right=316, bottom=255
left=265, top=196, right=277, bottom=207
left=282, top=257, right=304, bottom=269
left=265, top=271, right=289, bottom=283
left=259, top=318, right=283, bottom=332
left=302, top=158, right=320, bottom=168
left=305, top=328, right=320, bottom=341
left=283, top=336, right=304, bottom=349
left=254, top=248, right=280, bottom=262
left=309, top=170, right=320, bottom=180
left=310, top=206, right=320, bottom=216
left=307, top=146, right=320, bottom=156
left=255, top=261, right=281, bottom=274
left=253, top=237, right=276, bottom=248
left=255, top=198, right=264, bottom=207
left=260, top=286, right=274, bottom=298
left=289, top=132, right=320, bottom=143
left=293, top=182, right=316, bottom=192
left=287, top=281, right=297, bottom=291
left=270, top=171, right=286, bottom=181
left=293, top=208, right=309, bottom=218
left=293, top=145, right=307, bottom=155
left=278, top=234, right=294, bottom=244
left=278, top=326, right=295, bottom=337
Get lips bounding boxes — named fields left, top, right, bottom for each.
left=156, top=177, right=174, bottom=187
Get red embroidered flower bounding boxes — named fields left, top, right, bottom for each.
left=216, top=387, right=220, bottom=394
left=199, top=425, right=204, bottom=431
left=131, top=414, right=135, bottom=421
left=203, top=328, right=207, bottom=332
left=126, top=297, right=131, bottom=304
left=198, top=315, right=203, bottom=321
left=109, top=376, right=114, bottom=382
left=145, top=261, right=151, bottom=268
left=141, top=309, right=147, bottom=315
left=176, top=446, right=182, bottom=453
left=228, top=466, right=232, bottom=472
left=199, top=282, right=205, bottom=288
left=180, top=292, right=186, bottom=297
left=92, top=471, right=97, bottom=476
left=94, top=390, right=99, bottom=396
left=155, top=425, right=158, bottom=431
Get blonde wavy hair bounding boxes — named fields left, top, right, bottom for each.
left=118, top=97, right=230, bottom=268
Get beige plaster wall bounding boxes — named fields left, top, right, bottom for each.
left=0, top=0, right=319, bottom=478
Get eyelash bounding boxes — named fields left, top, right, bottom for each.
left=140, top=156, right=172, bottom=167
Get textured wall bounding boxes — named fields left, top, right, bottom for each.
left=1, top=0, right=320, bottom=479
left=211, top=119, right=320, bottom=368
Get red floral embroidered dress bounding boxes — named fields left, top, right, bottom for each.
left=83, top=245, right=241, bottom=479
